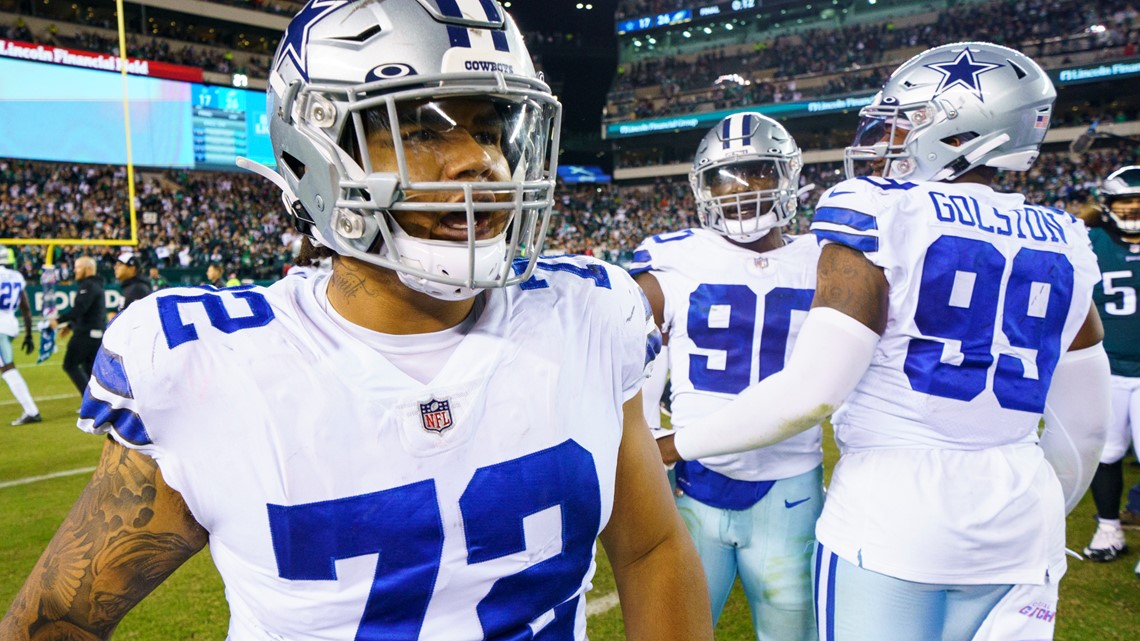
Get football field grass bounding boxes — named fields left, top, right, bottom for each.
left=1, top=340, right=1138, bottom=640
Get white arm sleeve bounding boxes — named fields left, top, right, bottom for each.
left=641, top=344, right=669, bottom=431
left=1040, top=342, right=1111, bottom=515
left=673, top=307, right=879, bottom=461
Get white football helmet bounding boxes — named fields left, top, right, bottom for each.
left=258, top=0, right=562, bottom=300
left=845, top=42, right=1056, bottom=182
left=1100, top=165, right=1140, bottom=237
left=689, top=112, right=802, bottom=242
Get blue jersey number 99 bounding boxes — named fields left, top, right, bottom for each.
left=687, top=284, right=814, bottom=394
left=904, top=236, right=1074, bottom=413
left=268, top=440, right=600, bottom=640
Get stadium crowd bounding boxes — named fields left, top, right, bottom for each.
left=4, top=146, right=1135, bottom=283
left=608, top=0, right=1140, bottom=121
left=0, top=17, right=573, bottom=81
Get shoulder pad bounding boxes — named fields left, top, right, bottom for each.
left=811, top=179, right=882, bottom=254
left=629, top=229, right=702, bottom=276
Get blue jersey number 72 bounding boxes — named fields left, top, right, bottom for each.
left=267, top=440, right=600, bottom=640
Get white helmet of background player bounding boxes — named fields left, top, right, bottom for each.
left=845, top=42, right=1056, bottom=182
left=689, top=112, right=802, bottom=242
left=1100, top=165, right=1140, bottom=237
left=262, top=0, right=562, bottom=300
left=0, top=246, right=13, bottom=267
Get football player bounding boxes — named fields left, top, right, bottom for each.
left=657, top=42, right=1110, bottom=641
left=0, top=246, right=40, bottom=426
left=1082, top=166, right=1140, bottom=566
left=0, top=2, right=713, bottom=640
left=631, top=113, right=822, bottom=641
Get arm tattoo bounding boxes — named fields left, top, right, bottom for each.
left=813, top=243, right=889, bottom=334
left=0, top=439, right=208, bottom=641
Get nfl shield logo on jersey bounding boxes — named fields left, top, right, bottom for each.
left=420, top=399, right=453, bottom=434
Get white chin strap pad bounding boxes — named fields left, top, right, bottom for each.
left=389, top=223, right=507, bottom=301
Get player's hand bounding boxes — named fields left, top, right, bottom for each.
left=21, top=333, right=34, bottom=354
left=59, top=325, right=72, bottom=339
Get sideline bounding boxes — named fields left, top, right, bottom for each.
left=0, top=466, right=96, bottom=490
left=0, top=392, right=79, bottom=407
left=586, top=591, right=620, bottom=617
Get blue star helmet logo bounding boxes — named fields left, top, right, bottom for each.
left=923, top=48, right=1003, bottom=101
left=277, top=0, right=349, bottom=81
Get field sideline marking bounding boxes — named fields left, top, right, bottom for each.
left=586, top=591, right=620, bottom=617
left=0, top=467, right=96, bottom=489
left=0, top=392, right=78, bottom=407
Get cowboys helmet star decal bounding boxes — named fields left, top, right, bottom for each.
left=923, top=48, right=1003, bottom=101
left=277, top=0, right=349, bottom=81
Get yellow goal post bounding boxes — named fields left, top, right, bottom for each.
left=1, top=0, right=139, bottom=267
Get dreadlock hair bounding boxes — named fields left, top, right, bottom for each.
left=295, top=236, right=336, bottom=267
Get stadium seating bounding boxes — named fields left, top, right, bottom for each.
left=2, top=146, right=1136, bottom=283
left=607, top=0, right=1140, bottom=123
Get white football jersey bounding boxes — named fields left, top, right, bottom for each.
left=810, top=176, right=1100, bottom=585
left=78, top=256, right=657, bottom=641
left=0, top=266, right=27, bottom=337
left=630, top=229, right=822, bottom=482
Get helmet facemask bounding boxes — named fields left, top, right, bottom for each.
left=1105, top=195, right=1140, bottom=237
left=844, top=104, right=925, bottom=179
left=689, top=112, right=803, bottom=243
left=278, top=73, right=562, bottom=300
left=260, top=0, right=563, bottom=301
left=692, top=157, right=801, bottom=242
left=1100, top=166, right=1140, bottom=239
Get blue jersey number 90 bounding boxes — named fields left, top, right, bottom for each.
left=903, top=236, right=1074, bottom=413
left=687, top=284, right=814, bottom=394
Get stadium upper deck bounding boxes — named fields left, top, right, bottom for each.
left=605, top=0, right=1140, bottom=180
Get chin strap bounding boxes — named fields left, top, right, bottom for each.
left=236, top=156, right=324, bottom=245
left=928, top=133, right=1011, bottom=182
left=236, top=156, right=295, bottom=201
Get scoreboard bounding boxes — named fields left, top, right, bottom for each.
left=0, top=56, right=274, bottom=170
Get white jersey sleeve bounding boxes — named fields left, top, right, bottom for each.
left=78, top=286, right=280, bottom=462
left=533, top=255, right=661, bottom=402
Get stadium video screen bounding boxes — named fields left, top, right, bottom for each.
left=0, top=57, right=274, bottom=170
